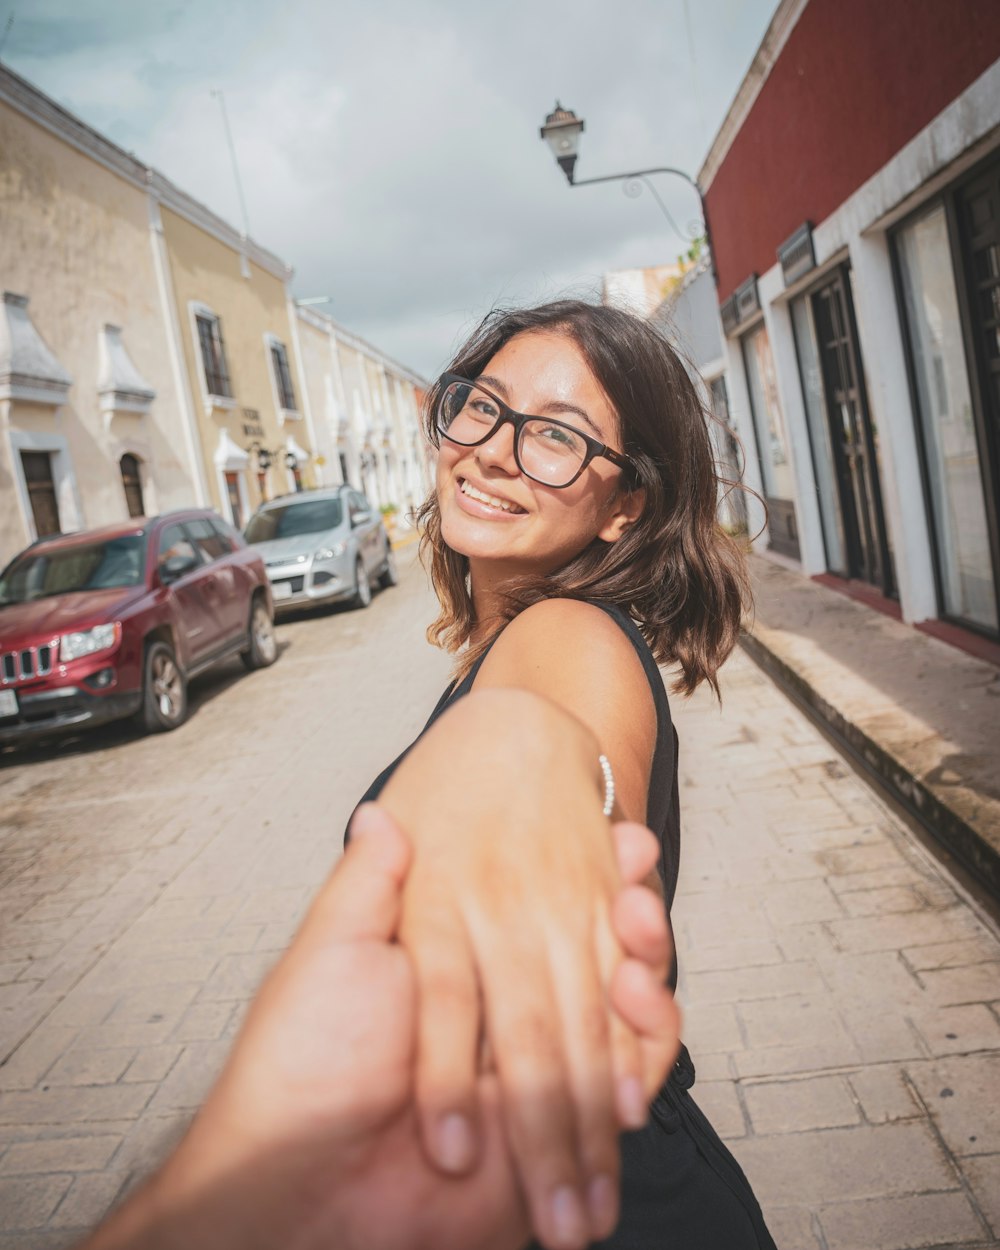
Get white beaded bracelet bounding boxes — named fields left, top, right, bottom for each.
left=598, top=753, right=615, bottom=817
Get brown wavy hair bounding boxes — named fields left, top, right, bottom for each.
left=416, top=299, right=751, bottom=698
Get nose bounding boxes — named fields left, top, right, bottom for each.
left=474, top=418, right=519, bottom=476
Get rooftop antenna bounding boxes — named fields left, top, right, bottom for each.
left=210, top=88, right=252, bottom=277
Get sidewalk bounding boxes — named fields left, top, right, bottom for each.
left=673, top=647, right=1000, bottom=1249
left=739, top=556, right=1000, bottom=902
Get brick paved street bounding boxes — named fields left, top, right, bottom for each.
left=1, top=547, right=999, bottom=1247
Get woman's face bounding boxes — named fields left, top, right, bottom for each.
left=435, top=330, right=642, bottom=578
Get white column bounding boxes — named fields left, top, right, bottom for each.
left=849, top=230, right=937, bottom=622
left=287, top=297, right=323, bottom=485
left=146, top=189, right=210, bottom=506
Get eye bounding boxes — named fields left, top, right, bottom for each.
left=470, top=397, right=500, bottom=421
left=532, top=422, right=584, bottom=452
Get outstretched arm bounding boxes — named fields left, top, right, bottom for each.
left=378, top=676, right=672, bottom=1250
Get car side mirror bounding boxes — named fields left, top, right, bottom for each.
left=160, top=552, right=199, bottom=583
left=352, top=511, right=372, bottom=528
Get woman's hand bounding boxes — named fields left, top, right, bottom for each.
left=378, top=689, right=677, bottom=1250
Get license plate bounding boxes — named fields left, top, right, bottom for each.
left=0, top=688, right=17, bottom=718
left=272, top=581, right=294, bottom=601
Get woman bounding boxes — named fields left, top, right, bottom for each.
left=357, top=299, right=776, bottom=1250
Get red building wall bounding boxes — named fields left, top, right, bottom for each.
left=705, top=0, right=1000, bottom=302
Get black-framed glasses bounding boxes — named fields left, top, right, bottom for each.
left=434, top=374, right=634, bottom=489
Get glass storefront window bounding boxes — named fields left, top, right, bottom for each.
left=742, top=324, right=796, bottom=501
left=897, top=203, right=998, bottom=631
left=791, top=296, right=848, bottom=576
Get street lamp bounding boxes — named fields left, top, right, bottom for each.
left=251, top=442, right=299, bottom=473
left=539, top=102, right=711, bottom=261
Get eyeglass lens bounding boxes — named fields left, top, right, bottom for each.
left=438, top=382, right=589, bottom=487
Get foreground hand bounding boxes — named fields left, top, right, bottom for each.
left=80, top=805, right=677, bottom=1250
left=378, top=689, right=678, bottom=1250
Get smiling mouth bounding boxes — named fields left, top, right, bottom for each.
left=458, top=479, right=527, bottom=514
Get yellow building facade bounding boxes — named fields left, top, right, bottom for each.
left=155, top=195, right=317, bottom=529
left=0, top=63, right=428, bottom=564
left=0, top=67, right=197, bottom=564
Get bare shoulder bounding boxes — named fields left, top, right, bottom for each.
left=474, top=599, right=655, bottom=738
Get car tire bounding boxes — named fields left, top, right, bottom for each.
left=140, top=640, right=187, bottom=733
left=240, top=594, right=279, bottom=671
left=353, top=558, right=372, bottom=609
left=379, top=544, right=399, bottom=590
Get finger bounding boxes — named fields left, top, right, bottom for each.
left=408, top=913, right=483, bottom=1176
left=611, top=959, right=682, bottom=1100
left=610, top=821, right=660, bottom=884
left=485, top=961, right=590, bottom=1250
left=594, top=905, right=646, bottom=1133
left=549, top=931, right=621, bottom=1242
left=306, top=803, right=411, bottom=944
left=612, top=885, right=671, bottom=980
left=608, top=993, right=646, bottom=1131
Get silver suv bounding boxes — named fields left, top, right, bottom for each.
left=243, top=486, right=397, bottom=612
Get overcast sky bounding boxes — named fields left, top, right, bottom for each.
left=4, top=0, right=775, bottom=378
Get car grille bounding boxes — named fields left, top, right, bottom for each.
left=286, top=576, right=305, bottom=593
left=1, top=644, right=55, bottom=685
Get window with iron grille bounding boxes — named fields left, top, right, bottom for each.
left=269, top=341, right=297, bottom=411
left=196, top=313, right=233, bottom=398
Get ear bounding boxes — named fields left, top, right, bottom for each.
left=598, top=486, right=646, bottom=543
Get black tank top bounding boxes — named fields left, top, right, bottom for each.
left=351, top=600, right=682, bottom=985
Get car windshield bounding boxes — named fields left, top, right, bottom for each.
left=244, top=498, right=344, bottom=543
left=0, top=535, right=146, bottom=606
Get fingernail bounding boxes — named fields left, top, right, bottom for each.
left=549, top=1186, right=588, bottom=1248
left=617, top=1075, right=647, bottom=1129
left=434, top=1113, right=475, bottom=1172
left=587, top=1173, right=618, bottom=1237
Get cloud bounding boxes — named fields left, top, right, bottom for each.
left=5, top=0, right=776, bottom=374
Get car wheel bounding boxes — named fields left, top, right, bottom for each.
left=240, top=595, right=279, bottom=671
left=379, top=544, right=399, bottom=589
left=141, top=640, right=187, bottom=733
left=353, top=558, right=372, bottom=609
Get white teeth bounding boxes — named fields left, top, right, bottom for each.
left=460, top=480, right=522, bottom=513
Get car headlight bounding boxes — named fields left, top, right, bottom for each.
left=315, top=542, right=347, bottom=561
left=60, top=622, right=121, bottom=663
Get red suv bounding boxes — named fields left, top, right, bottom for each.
left=0, top=510, right=276, bottom=745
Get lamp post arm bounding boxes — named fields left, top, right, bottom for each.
left=565, top=164, right=716, bottom=279
left=569, top=165, right=700, bottom=193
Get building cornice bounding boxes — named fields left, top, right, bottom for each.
left=0, top=64, right=291, bottom=282
left=697, top=0, right=809, bottom=193
left=295, top=304, right=427, bottom=388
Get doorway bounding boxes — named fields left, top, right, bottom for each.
left=20, top=450, right=61, bottom=538
left=810, top=268, right=895, bottom=595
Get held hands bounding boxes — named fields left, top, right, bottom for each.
left=378, top=688, right=679, bottom=1250
left=79, top=802, right=676, bottom=1250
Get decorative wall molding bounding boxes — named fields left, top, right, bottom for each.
left=98, top=324, right=155, bottom=419
left=0, top=292, right=72, bottom=406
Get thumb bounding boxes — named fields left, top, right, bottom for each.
left=304, top=803, right=412, bottom=945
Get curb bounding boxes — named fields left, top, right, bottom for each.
left=739, top=631, right=1000, bottom=903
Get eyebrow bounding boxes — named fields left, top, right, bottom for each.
left=476, top=373, right=606, bottom=440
